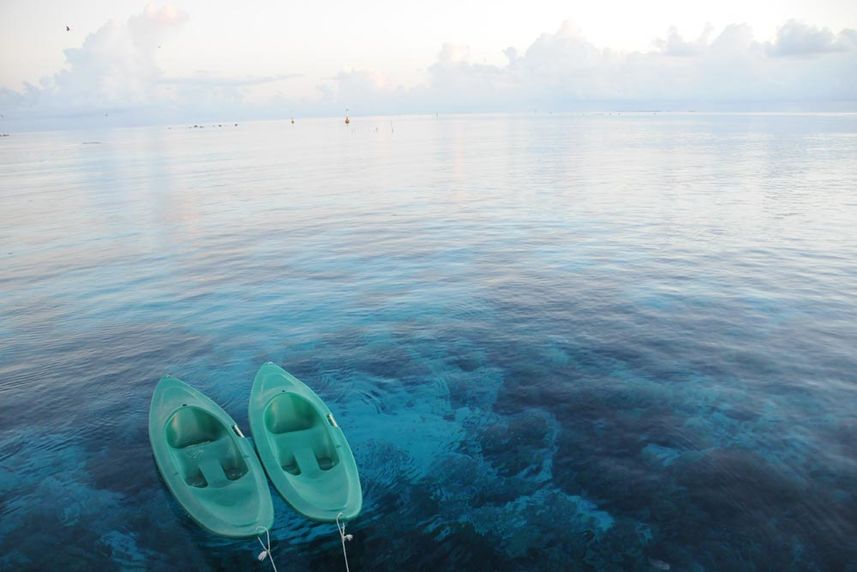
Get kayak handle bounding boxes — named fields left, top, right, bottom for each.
left=327, top=413, right=339, bottom=428
left=232, top=424, right=245, bottom=438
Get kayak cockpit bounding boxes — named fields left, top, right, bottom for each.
left=264, top=393, right=341, bottom=477
left=166, top=406, right=248, bottom=488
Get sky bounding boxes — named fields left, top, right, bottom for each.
left=1, top=0, right=856, bottom=128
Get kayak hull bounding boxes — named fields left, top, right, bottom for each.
left=249, top=362, right=362, bottom=522
left=149, top=376, right=274, bottom=538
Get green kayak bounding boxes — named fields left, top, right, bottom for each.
left=249, top=362, right=362, bottom=522
left=149, top=376, right=274, bottom=538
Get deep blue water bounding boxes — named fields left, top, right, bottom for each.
left=1, top=113, right=856, bottom=571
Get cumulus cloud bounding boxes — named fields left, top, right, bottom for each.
left=2, top=12, right=856, bottom=128
left=1, top=4, right=298, bottom=126
left=37, top=5, right=187, bottom=111
left=323, top=20, right=857, bottom=114
left=655, top=25, right=714, bottom=56
left=767, top=20, right=854, bottom=57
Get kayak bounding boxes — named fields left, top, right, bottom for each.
left=249, top=362, right=362, bottom=522
left=149, top=375, right=274, bottom=537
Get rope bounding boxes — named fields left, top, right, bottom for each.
left=256, top=527, right=278, bottom=572
left=336, top=512, right=353, bottom=572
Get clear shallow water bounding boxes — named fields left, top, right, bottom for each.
left=1, top=113, right=856, bottom=571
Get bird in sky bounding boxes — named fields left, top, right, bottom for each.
left=66, top=25, right=71, bottom=31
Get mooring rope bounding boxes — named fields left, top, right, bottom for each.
left=336, top=512, right=353, bottom=572
left=256, top=526, right=278, bottom=572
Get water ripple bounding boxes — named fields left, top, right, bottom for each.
left=1, top=114, right=856, bottom=570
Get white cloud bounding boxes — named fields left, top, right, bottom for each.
left=767, top=20, right=857, bottom=58
left=323, top=20, right=856, bottom=112
left=38, top=5, right=187, bottom=111
left=2, top=12, right=856, bottom=128
left=0, top=5, right=299, bottom=126
left=655, top=25, right=714, bottom=57
left=426, top=20, right=857, bottom=110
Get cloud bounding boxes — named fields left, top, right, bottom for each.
left=159, top=73, right=302, bottom=89
left=328, top=20, right=857, bottom=113
left=45, top=5, right=187, bottom=110
left=157, top=72, right=302, bottom=109
left=2, top=13, right=856, bottom=128
left=655, top=25, right=714, bottom=56
left=0, top=4, right=300, bottom=126
left=767, top=20, right=854, bottom=57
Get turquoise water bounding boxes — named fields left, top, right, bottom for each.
left=1, top=113, right=856, bottom=570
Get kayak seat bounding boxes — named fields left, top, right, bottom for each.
left=166, top=406, right=248, bottom=488
left=264, top=393, right=340, bottom=478
left=293, top=447, right=321, bottom=478
left=269, top=427, right=341, bottom=478
left=198, top=457, right=229, bottom=488
left=264, top=392, right=318, bottom=433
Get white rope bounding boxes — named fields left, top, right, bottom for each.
left=256, top=527, right=278, bottom=572
left=336, top=512, right=353, bottom=572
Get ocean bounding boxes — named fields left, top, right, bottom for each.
left=1, top=113, right=856, bottom=570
